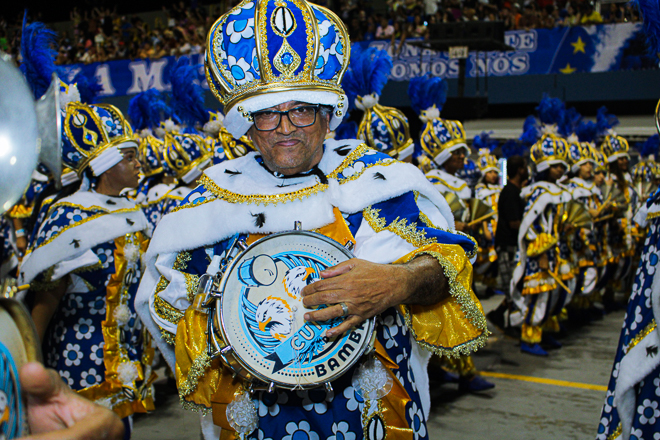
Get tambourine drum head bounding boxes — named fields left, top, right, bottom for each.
left=217, top=231, right=374, bottom=388
left=0, top=298, right=39, bottom=439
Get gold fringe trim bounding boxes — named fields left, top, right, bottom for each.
left=154, top=294, right=185, bottom=325
left=184, top=273, right=200, bottom=303
left=364, top=205, right=478, bottom=260
left=335, top=157, right=399, bottom=184
left=401, top=250, right=490, bottom=358
left=625, top=320, right=657, bottom=354
left=178, top=352, right=212, bottom=398
left=174, top=251, right=192, bottom=271
left=606, top=422, right=622, bottom=440
left=647, top=211, right=660, bottom=221
left=180, top=398, right=212, bottom=415
left=161, top=328, right=176, bottom=346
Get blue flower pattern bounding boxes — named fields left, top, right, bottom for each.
left=597, top=206, right=660, bottom=440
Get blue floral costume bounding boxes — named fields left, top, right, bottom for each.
left=137, top=140, right=489, bottom=440
left=19, top=190, right=155, bottom=419
left=597, top=190, right=660, bottom=440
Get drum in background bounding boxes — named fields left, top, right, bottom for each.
left=0, top=284, right=41, bottom=439
left=208, top=230, right=375, bottom=390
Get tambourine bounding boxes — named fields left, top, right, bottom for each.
left=0, top=281, right=41, bottom=439
left=203, top=226, right=375, bottom=391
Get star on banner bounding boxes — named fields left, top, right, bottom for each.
left=571, top=37, right=586, bottom=54
left=560, top=63, right=577, bottom=74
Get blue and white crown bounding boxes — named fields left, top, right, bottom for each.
left=62, top=103, right=137, bottom=176
left=530, top=133, right=569, bottom=172
left=161, top=133, right=212, bottom=183
left=138, top=135, right=165, bottom=177
left=205, top=0, right=350, bottom=138
left=567, top=136, right=594, bottom=172
left=600, top=132, right=630, bottom=163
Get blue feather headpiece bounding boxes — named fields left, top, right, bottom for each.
left=169, top=57, right=208, bottom=128
left=342, top=45, right=393, bottom=111
left=596, top=106, right=619, bottom=136
left=128, top=89, right=176, bottom=132
left=473, top=131, right=498, bottom=152
left=575, top=120, right=598, bottom=144
left=408, top=73, right=448, bottom=115
left=636, top=134, right=660, bottom=158
left=20, top=18, right=59, bottom=99
left=501, top=139, right=526, bottom=159
left=559, top=107, right=582, bottom=138
left=535, top=94, right=565, bottom=126
left=520, top=115, right=541, bottom=146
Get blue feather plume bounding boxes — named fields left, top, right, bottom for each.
left=128, top=88, right=175, bottom=131
left=520, top=115, right=540, bottom=146
left=169, top=57, right=207, bottom=127
left=408, top=73, right=448, bottom=115
left=71, top=70, right=102, bottom=104
left=575, top=120, right=598, bottom=143
left=559, top=107, right=582, bottom=137
left=473, top=131, right=498, bottom=152
left=596, top=106, right=619, bottom=135
left=501, top=139, right=525, bottom=159
left=19, top=18, right=59, bottom=99
left=632, top=0, right=660, bottom=56
left=334, top=120, right=358, bottom=140
left=636, top=134, right=660, bottom=158
left=342, top=45, right=392, bottom=110
left=535, top=94, right=565, bottom=126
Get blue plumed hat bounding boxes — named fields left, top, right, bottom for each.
left=409, top=73, right=467, bottom=167
left=597, top=106, right=629, bottom=163
left=342, top=45, right=412, bottom=159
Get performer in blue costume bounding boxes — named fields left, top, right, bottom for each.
left=596, top=188, right=660, bottom=440
left=136, top=1, right=489, bottom=438
left=18, top=101, right=155, bottom=437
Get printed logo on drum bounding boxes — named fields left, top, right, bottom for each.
left=237, top=252, right=346, bottom=374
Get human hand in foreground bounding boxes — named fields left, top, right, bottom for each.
left=302, top=255, right=447, bottom=338
left=19, top=362, right=124, bottom=440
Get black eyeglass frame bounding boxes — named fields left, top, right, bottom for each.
left=250, top=104, right=322, bottom=131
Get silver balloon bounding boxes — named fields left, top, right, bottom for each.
left=0, top=53, right=39, bottom=214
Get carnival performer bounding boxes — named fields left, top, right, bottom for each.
left=564, top=121, right=602, bottom=317
left=510, top=111, right=572, bottom=356
left=407, top=74, right=472, bottom=227
left=596, top=187, right=660, bottom=440
left=408, top=74, right=494, bottom=392
left=598, top=107, right=638, bottom=308
left=342, top=45, right=413, bottom=161
left=135, top=1, right=489, bottom=438
left=473, top=133, right=502, bottom=295
left=18, top=102, right=155, bottom=437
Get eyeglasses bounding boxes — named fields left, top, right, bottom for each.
left=251, top=105, right=321, bottom=131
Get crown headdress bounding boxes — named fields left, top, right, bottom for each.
left=596, top=107, right=629, bottom=163
left=473, top=132, right=499, bottom=175
left=161, top=132, right=212, bottom=183
left=408, top=74, right=467, bottom=167
left=62, top=103, right=137, bottom=176
left=205, top=0, right=350, bottom=138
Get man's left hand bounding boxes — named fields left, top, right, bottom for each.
left=301, top=259, right=412, bottom=338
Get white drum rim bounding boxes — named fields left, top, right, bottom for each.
left=214, top=230, right=376, bottom=389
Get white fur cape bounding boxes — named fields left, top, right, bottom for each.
left=19, top=190, right=147, bottom=284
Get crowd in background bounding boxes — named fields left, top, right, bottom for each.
left=0, top=0, right=643, bottom=66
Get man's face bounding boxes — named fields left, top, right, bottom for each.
left=247, top=101, right=330, bottom=176
left=103, top=147, right=141, bottom=190
left=443, top=148, right=466, bottom=175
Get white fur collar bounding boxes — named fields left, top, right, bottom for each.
left=425, top=169, right=471, bottom=199
left=146, top=141, right=455, bottom=259
left=19, top=190, right=147, bottom=284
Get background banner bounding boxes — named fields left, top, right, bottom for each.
left=59, top=23, right=651, bottom=98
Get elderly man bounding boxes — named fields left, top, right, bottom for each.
left=136, top=1, right=488, bottom=438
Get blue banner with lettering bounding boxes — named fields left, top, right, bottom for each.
left=59, top=23, right=651, bottom=99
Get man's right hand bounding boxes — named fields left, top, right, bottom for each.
left=19, top=362, right=124, bottom=440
